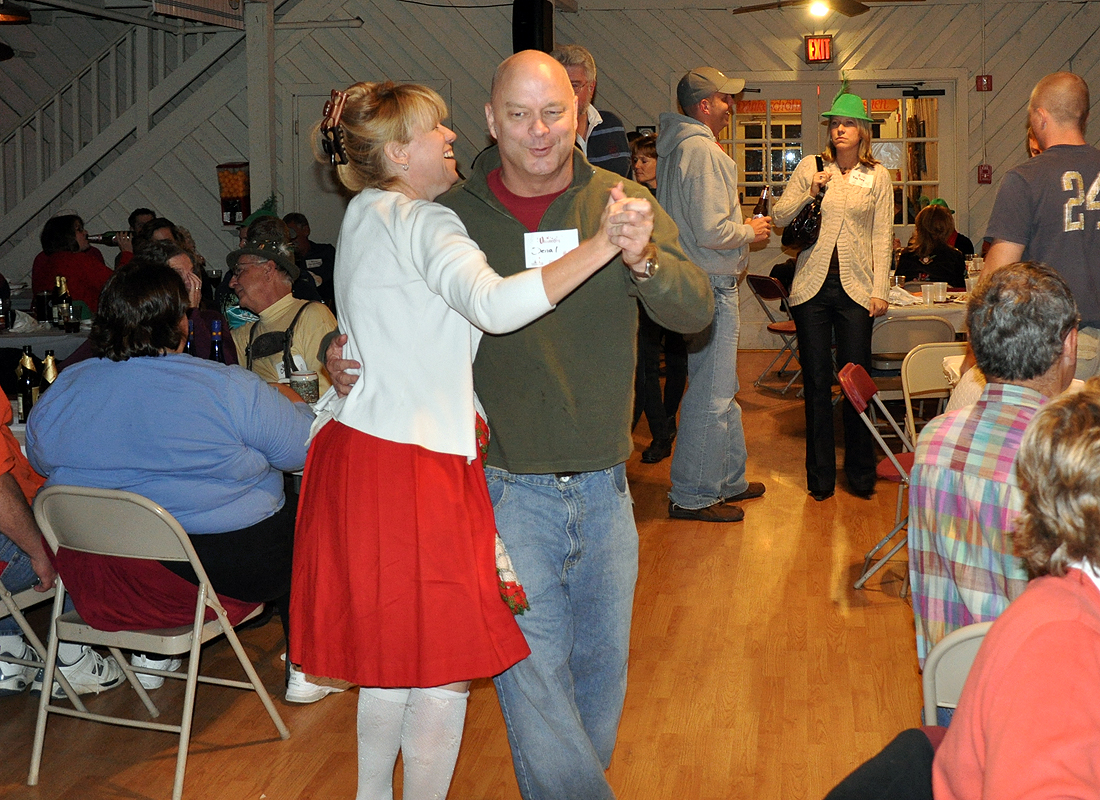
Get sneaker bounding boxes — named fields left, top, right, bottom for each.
left=285, top=663, right=346, bottom=704
left=31, top=647, right=126, bottom=699
left=131, top=653, right=183, bottom=690
left=0, top=640, right=42, bottom=696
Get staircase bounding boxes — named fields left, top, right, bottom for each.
left=0, top=23, right=244, bottom=253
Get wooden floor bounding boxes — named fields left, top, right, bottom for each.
left=0, top=351, right=920, bottom=800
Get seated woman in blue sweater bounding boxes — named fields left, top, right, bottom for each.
left=26, top=259, right=326, bottom=701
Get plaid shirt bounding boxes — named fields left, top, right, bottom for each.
left=908, top=383, right=1040, bottom=666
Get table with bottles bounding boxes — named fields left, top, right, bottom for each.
left=0, top=328, right=88, bottom=361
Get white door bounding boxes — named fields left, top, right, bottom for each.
left=285, top=80, right=453, bottom=248
left=289, top=89, right=354, bottom=248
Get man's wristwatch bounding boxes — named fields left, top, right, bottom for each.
left=631, top=247, right=659, bottom=280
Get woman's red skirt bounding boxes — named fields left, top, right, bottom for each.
left=289, top=420, right=529, bottom=687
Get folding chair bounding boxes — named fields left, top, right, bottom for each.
left=922, top=621, right=991, bottom=724
left=746, top=273, right=801, bottom=394
left=838, top=363, right=914, bottom=591
left=0, top=573, right=86, bottom=709
left=901, top=341, right=968, bottom=444
left=29, top=486, right=290, bottom=800
left=871, top=315, right=956, bottom=373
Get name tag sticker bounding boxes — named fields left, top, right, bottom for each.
left=524, top=229, right=580, bottom=269
left=848, top=170, right=873, bottom=189
left=306, top=258, right=323, bottom=270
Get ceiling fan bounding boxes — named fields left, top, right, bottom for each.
left=732, top=0, right=923, bottom=18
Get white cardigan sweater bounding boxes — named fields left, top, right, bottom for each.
left=772, top=155, right=893, bottom=309
left=318, top=188, right=553, bottom=460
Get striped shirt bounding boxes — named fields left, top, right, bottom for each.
left=579, top=106, right=631, bottom=179
left=908, top=383, right=1040, bottom=666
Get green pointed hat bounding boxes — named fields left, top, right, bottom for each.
left=821, top=82, right=873, bottom=122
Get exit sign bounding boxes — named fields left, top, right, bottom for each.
left=805, top=35, right=833, bottom=63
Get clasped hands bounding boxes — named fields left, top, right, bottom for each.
left=602, top=183, right=654, bottom=274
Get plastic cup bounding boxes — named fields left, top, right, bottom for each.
left=921, top=285, right=934, bottom=305
left=934, top=282, right=948, bottom=302
left=289, top=371, right=320, bottom=403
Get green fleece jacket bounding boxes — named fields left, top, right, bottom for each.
left=439, top=147, right=713, bottom=474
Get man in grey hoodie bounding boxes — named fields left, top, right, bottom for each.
left=657, top=66, right=771, bottom=523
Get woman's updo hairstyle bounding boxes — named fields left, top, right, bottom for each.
left=317, top=81, right=447, bottom=193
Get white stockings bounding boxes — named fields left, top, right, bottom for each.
left=356, top=686, right=470, bottom=800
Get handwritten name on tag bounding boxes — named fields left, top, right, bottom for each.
left=848, top=170, right=873, bottom=189
left=524, top=229, right=580, bottom=269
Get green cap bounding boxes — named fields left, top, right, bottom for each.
left=821, top=91, right=872, bottom=122
left=929, top=198, right=955, bottom=213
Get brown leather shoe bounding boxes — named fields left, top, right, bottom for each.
left=668, top=501, right=745, bottom=523
left=723, top=482, right=766, bottom=504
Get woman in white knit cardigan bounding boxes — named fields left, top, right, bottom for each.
left=772, top=89, right=893, bottom=502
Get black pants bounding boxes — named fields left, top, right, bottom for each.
left=790, top=272, right=876, bottom=495
left=634, top=307, right=688, bottom=441
left=823, top=728, right=935, bottom=800
left=162, top=486, right=296, bottom=643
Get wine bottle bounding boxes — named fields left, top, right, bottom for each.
left=183, top=319, right=195, bottom=356
left=16, top=346, right=38, bottom=423
left=86, top=231, right=121, bottom=246
left=753, top=185, right=771, bottom=218
left=209, top=319, right=225, bottom=363
left=40, top=350, right=58, bottom=393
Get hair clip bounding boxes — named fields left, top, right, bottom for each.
left=321, top=89, right=349, bottom=166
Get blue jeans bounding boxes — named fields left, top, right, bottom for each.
left=486, top=464, right=638, bottom=800
left=0, top=533, right=45, bottom=635
left=669, top=274, right=749, bottom=508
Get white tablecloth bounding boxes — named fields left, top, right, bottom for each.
left=0, top=329, right=88, bottom=360
left=879, top=294, right=968, bottom=334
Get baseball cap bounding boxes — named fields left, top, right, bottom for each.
left=677, top=67, right=746, bottom=111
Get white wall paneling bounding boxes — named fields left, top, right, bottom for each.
left=2, top=0, right=1099, bottom=347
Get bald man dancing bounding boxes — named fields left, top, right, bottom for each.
left=983, top=72, right=1100, bottom=377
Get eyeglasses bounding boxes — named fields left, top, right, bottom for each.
left=570, top=80, right=589, bottom=93
left=229, top=259, right=269, bottom=279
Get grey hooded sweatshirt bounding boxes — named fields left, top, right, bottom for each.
left=656, top=111, right=756, bottom=277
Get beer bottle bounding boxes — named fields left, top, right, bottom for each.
left=50, top=276, right=62, bottom=326
left=209, top=319, right=225, bottom=363
left=56, top=276, right=73, bottom=328
left=752, top=185, right=771, bottom=218
left=183, top=319, right=195, bottom=356
left=40, top=350, right=58, bottom=393
left=86, top=232, right=120, bottom=246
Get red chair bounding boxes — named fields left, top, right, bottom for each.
left=838, top=362, right=914, bottom=591
left=746, top=274, right=801, bottom=394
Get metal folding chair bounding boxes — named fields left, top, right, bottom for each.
left=838, top=362, right=914, bottom=591
left=901, top=341, right=968, bottom=443
left=746, top=273, right=801, bottom=394
left=28, top=486, right=290, bottom=800
left=922, top=621, right=992, bottom=724
left=0, top=573, right=86, bottom=708
left=871, top=314, right=956, bottom=372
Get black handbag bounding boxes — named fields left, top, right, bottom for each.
left=781, top=156, right=825, bottom=252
